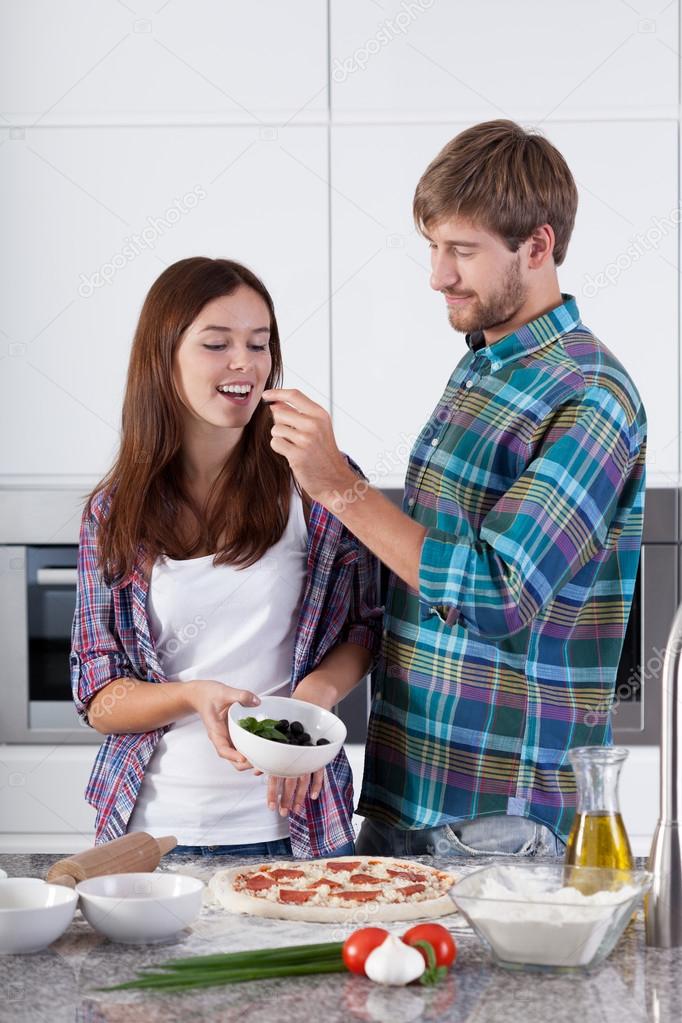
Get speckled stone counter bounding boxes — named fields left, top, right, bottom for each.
left=0, top=851, right=678, bottom=1023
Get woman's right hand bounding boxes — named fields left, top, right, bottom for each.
left=187, top=679, right=260, bottom=771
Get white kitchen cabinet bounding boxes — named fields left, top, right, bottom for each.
left=551, top=120, right=679, bottom=485
left=1, top=0, right=327, bottom=123
left=331, top=0, right=678, bottom=119
left=0, top=745, right=97, bottom=853
left=0, top=124, right=330, bottom=480
left=0, top=743, right=660, bottom=855
left=331, top=121, right=678, bottom=484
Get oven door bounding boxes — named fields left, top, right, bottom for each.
left=0, top=545, right=100, bottom=744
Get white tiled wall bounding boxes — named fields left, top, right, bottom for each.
left=0, top=1, right=679, bottom=488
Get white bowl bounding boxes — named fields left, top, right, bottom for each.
left=228, top=696, right=346, bottom=778
left=76, top=872, right=204, bottom=944
left=0, top=878, right=78, bottom=954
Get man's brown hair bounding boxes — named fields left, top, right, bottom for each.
left=413, top=119, right=578, bottom=265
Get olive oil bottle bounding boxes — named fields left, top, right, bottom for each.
left=564, top=747, right=635, bottom=888
left=565, top=811, right=634, bottom=870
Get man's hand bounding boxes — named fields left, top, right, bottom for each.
left=262, top=388, right=356, bottom=505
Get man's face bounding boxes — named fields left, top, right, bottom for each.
left=426, top=216, right=529, bottom=336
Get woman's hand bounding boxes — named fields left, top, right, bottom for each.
left=265, top=768, right=325, bottom=817
left=258, top=676, right=337, bottom=815
left=187, top=679, right=260, bottom=771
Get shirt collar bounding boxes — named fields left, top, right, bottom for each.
left=465, top=293, right=581, bottom=365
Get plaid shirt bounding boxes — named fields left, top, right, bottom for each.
left=71, top=467, right=382, bottom=855
left=357, top=295, right=646, bottom=841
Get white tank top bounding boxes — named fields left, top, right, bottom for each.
left=127, top=489, right=308, bottom=845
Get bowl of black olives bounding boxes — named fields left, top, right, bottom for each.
left=227, top=696, right=347, bottom=777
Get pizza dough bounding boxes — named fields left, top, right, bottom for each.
left=208, top=855, right=457, bottom=923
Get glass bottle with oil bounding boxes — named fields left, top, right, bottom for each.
left=564, top=746, right=634, bottom=879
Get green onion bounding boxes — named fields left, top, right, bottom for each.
left=94, top=941, right=347, bottom=993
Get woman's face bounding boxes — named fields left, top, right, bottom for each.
left=173, top=285, right=273, bottom=430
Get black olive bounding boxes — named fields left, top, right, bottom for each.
left=316, top=738, right=330, bottom=746
left=276, top=719, right=289, bottom=732
left=301, top=733, right=311, bottom=744
left=303, top=741, right=314, bottom=747
left=290, top=721, right=304, bottom=735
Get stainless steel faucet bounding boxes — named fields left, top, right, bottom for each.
left=645, top=602, right=682, bottom=946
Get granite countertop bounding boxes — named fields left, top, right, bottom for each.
left=0, top=851, right=679, bottom=1023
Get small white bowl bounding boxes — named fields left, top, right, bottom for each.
left=228, top=696, right=346, bottom=778
left=76, top=872, right=204, bottom=944
left=0, top=878, right=78, bottom=954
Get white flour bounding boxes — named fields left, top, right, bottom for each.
left=460, top=867, right=640, bottom=968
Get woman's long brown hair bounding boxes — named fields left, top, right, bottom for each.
left=88, top=257, right=293, bottom=585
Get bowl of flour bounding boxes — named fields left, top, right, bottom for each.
left=449, top=863, right=652, bottom=972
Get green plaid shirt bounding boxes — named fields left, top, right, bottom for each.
left=357, top=295, right=646, bottom=841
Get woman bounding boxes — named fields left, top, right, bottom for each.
left=70, top=257, right=382, bottom=858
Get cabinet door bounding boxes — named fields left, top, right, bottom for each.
left=0, top=125, right=330, bottom=479
left=331, top=0, right=678, bottom=117
left=554, top=120, right=678, bottom=483
left=330, top=123, right=459, bottom=487
left=331, top=121, right=678, bottom=482
left=1, top=1, right=327, bottom=123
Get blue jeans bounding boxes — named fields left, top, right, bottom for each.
left=168, top=837, right=356, bottom=858
left=356, top=814, right=566, bottom=859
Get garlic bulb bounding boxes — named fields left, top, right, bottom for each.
left=364, top=933, right=425, bottom=986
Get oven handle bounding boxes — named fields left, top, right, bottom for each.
left=36, top=568, right=78, bottom=586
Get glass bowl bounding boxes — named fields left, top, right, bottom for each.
left=449, top=862, right=652, bottom=973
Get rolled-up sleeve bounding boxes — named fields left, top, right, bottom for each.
left=343, top=543, right=383, bottom=667
left=70, top=502, right=134, bottom=727
left=419, top=385, right=642, bottom=639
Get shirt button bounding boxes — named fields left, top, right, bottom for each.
left=492, top=361, right=501, bottom=371
left=465, top=379, right=473, bottom=389
left=408, top=497, right=416, bottom=507
left=430, top=438, right=438, bottom=447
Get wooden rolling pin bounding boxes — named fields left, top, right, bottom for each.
left=46, top=832, right=177, bottom=889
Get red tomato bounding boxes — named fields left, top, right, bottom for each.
left=342, top=927, right=390, bottom=975
left=402, top=924, right=457, bottom=968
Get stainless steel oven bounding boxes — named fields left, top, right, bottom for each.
left=0, top=490, right=677, bottom=746
left=0, top=544, right=95, bottom=743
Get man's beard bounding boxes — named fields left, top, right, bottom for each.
left=446, top=255, right=526, bottom=336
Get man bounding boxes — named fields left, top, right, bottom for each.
left=263, top=119, right=646, bottom=858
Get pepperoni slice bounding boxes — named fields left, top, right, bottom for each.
left=326, top=860, right=361, bottom=873
left=278, top=889, right=315, bottom=904
left=269, top=868, right=305, bottom=881
left=349, top=873, right=384, bottom=886
left=337, top=890, right=379, bottom=902
left=387, top=868, right=428, bottom=883
left=244, top=873, right=276, bottom=891
left=309, top=878, right=343, bottom=890
left=400, top=883, right=426, bottom=896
